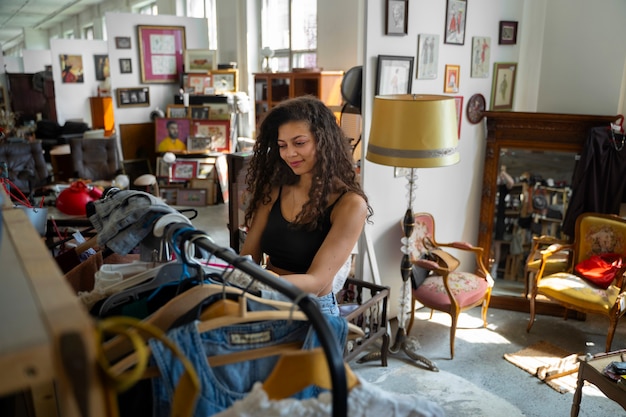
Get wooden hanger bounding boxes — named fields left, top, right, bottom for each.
left=103, top=283, right=298, bottom=362
left=262, top=347, right=360, bottom=400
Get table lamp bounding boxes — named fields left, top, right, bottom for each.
left=365, top=94, right=459, bottom=371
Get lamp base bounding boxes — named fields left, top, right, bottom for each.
left=358, top=327, right=439, bottom=372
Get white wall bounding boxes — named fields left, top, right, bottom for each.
left=22, top=50, right=52, bottom=73
left=50, top=39, right=108, bottom=125
left=536, top=0, right=626, bottom=114
left=317, top=0, right=363, bottom=71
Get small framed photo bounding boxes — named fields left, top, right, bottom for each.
left=119, top=58, right=132, bottom=74
left=116, top=87, right=150, bottom=108
left=444, top=0, right=467, bottom=45
left=444, top=64, right=460, bottom=93
left=375, top=55, right=414, bottom=95
left=176, top=188, right=207, bottom=207
left=453, top=96, right=463, bottom=138
left=191, top=120, right=231, bottom=153
left=160, top=186, right=181, bottom=204
left=171, top=161, right=198, bottom=181
left=188, top=74, right=211, bottom=94
left=416, top=34, right=439, bottom=80
left=211, top=69, right=238, bottom=94
left=499, top=21, right=518, bottom=45
left=94, top=55, right=109, bottom=81
left=208, top=103, right=231, bottom=120
left=490, top=62, right=518, bottom=111
left=187, top=136, right=213, bottom=153
left=155, top=118, right=191, bottom=153
left=190, top=105, right=210, bottom=120
left=184, top=49, right=217, bottom=73
left=386, top=0, right=408, bottom=36
left=115, top=36, right=131, bottom=49
left=166, top=104, right=190, bottom=118
left=470, top=37, right=491, bottom=78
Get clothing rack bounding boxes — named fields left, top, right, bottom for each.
left=167, top=224, right=349, bottom=417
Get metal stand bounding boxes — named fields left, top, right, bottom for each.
left=358, top=169, right=438, bottom=371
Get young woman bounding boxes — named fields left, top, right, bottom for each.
left=240, top=96, right=372, bottom=315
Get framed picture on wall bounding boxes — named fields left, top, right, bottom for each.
left=116, top=87, right=150, bottom=108
left=470, top=37, right=491, bottom=78
left=499, top=21, right=518, bottom=45
left=184, top=49, right=217, bottom=73
left=60, top=54, right=84, bottom=83
left=385, top=0, right=408, bottom=36
left=375, top=55, right=414, bottom=95
left=416, top=34, right=439, bottom=80
left=444, top=0, right=467, bottom=45
left=119, top=58, right=132, bottom=74
left=93, top=55, right=109, bottom=81
left=443, top=64, right=460, bottom=93
left=490, top=62, right=518, bottom=111
left=137, top=25, right=186, bottom=83
left=115, top=36, right=131, bottom=49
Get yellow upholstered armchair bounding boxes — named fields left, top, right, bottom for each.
left=527, top=212, right=626, bottom=352
left=407, top=212, right=494, bottom=359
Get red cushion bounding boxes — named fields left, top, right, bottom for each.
left=413, top=271, right=489, bottom=311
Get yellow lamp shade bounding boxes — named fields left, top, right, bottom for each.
left=366, top=94, right=460, bottom=168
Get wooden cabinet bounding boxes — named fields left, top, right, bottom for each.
left=6, top=73, right=56, bottom=123
left=253, top=71, right=343, bottom=125
left=89, top=96, right=115, bottom=134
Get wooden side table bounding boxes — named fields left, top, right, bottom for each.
left=571, top=350, right=626, bottom=416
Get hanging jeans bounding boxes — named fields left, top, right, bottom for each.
left=149, top=297, right=348, bottom=417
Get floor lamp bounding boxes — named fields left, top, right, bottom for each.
left=365, top=94, right=459, bottom=371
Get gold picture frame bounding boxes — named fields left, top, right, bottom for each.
left=210, top=69, right=238, bottom=94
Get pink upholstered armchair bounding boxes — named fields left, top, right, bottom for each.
left=408, top=212, right=494, bottom=359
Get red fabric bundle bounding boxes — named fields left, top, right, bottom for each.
left=574, top=253, right=623, bottom=289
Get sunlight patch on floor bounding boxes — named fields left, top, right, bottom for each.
left=413, top=310, right=513, bottom=345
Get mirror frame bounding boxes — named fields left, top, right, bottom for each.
left=478, top=111, right=618, bottom=313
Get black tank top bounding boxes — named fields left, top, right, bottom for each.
left=260, top=188, right=345, bottom=273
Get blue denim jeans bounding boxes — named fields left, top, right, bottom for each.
left=149, top=296, right=348, bottom=417
left=260, top=290, right=340, bottom=316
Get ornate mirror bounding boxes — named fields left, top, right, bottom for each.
left=478, top=111, right=618, bottom=313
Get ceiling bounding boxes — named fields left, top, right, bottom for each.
left=0, top=0, right=103, bottom=51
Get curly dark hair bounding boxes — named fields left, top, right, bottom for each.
left=244, top=95, right=372, bottom=230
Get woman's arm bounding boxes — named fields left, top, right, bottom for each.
left=279, top=192, right=368, bottom=296
left=239, top=191, right=275, bottom=265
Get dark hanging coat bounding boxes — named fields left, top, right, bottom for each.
left=562, top=126, right=626, bottom=238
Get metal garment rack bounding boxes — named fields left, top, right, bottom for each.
left=170, top=225, right=349, bottom=417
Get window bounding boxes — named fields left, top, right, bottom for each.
left=83, top=25, right=94, bottom=40
left=261, top=0, right=317, bottom=72
left=133, top=1, right=158, bottom=15
left=64, top=30, right=75, bottom=39
left=186, top=0, right=217, bottom=50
